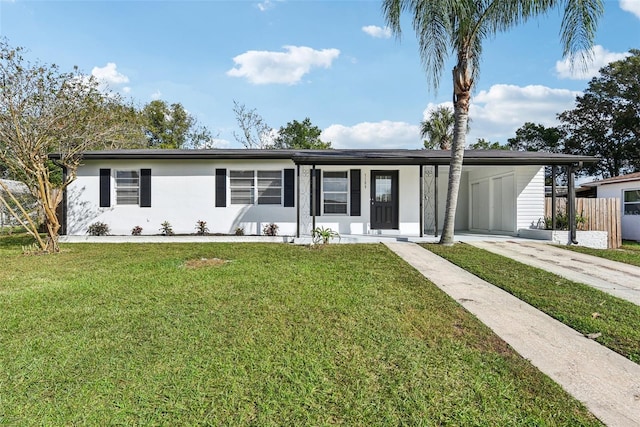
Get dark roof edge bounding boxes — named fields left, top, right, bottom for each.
left=49, top=148, right=598, bottom=166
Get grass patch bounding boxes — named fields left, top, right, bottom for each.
left=425, top=243, right=640, bottom=364
left=0, top=239, right=601, bottom=425
left=558, top=241, right=640, bottom=267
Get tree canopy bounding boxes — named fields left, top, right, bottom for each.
left=232, top=101, right=273, bottom=149
left=0, top=40, right=144, bottom=252
left=508, top=51, right=640, bottom=179
left=272, top=118, right=332, bottom=149
left=141, top=100, right=213, bottom=149
left=558, top=49, right=640, bottom=178
left=421, top=106, right=454, bottom=150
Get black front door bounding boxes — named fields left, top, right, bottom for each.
left=370, top=170, right=398, bottom=230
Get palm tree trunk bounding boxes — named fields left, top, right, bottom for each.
left=439, top=62, right=472, bottom=245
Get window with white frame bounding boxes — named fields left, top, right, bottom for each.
left=115, top=170, right=139, bottom=205
left=323, top=171, right=348, bottom=214
left=624, top=189, right=640, bottom=215
left=230, top=170, right=282, bottom=205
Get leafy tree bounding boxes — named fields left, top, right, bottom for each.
left=507, top=122, right=564, bottom=152
left=383, top=0, right=602, bottom=244
left=558, top=49, right=640, bottom=178
left=421, top=106, right=454, bottom=149
left=508, top=123, right=567, bottom=184
left=232, top=101, right=273, bottom=149
left=273, top=118, right=332, bottom=149
left=470, top=138, right=507, bottom=150
left=141, top=100, right=213, bottom=149
left=0, top=40, right=144, bottom=252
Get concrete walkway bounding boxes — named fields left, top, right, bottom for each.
left=385, top=242, right=640, bottom=427
left=468, top=240, right=640, bottom=306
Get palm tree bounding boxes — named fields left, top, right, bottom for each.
left=421, top=105, right=454, bottom=149
left=383, top=0, right=603, bottom=244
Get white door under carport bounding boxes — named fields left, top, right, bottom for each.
left=471, top=174, right=516, bottom=233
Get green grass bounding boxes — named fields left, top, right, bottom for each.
left=0, top=237, right=601, bottom=425
left=558, top=241, right=640, bottom=267
left=425, top=243, right=640, bottom=364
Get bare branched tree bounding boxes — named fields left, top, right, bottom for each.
left=0, top=39, right=145, bottom=252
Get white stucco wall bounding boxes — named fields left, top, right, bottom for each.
left=596, top=182, right=640, bottom=241
left=66, top=159, right=546, bottom=238
left=67, top=159, right=297, bottom=236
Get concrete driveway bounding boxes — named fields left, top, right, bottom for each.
left=468, top=240, right=640, bottom=306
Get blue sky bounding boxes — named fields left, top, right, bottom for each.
left=1, top=0, right=639, bottom=149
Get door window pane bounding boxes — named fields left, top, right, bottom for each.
left=375, top=175, right=392, bottom=202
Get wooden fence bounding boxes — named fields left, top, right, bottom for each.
left=545, top=197, right=622, bottom=248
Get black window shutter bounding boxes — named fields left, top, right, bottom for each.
left=350, top=169, right=361, bottom=216
left=310, top=169, right=321, bottom=215
left=215, top=168, right=226, bottom=207
left=140, top=169, right=152, bottom=207
left=99, top=169, right=110, bottom=207
left=283, top=169, right=295, bottom=207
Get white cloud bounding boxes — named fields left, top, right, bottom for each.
left=256, top=0, right=283, bottom=12
left=122, top=87, right=131, bottom=94
left=321, top=121, right=421, bottom=149
left=362, top=25, right=392, bottom=39
left=620, top=0, right=640, bottom=19
left=150, top=90, right=162, bottom=100
left=464, top=84, right=580, bottom=144
left=91, top=62, right=129, bottom=85
left=227, top=45, right=340, bottom=85
left=555, top=45, right=631, bottom=80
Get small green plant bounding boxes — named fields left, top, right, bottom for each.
left=544, top=211, right=587, bottom=230
left=312, top=226, right=340, bottom=245
left=195, top=220, right=209, bottom=235
left=235, top=226, right=245, bottom=236
left=87, top=222, right=110, bottom=236
left=262, top=223, right=278, bottom=236
left=159, top=221, right=174, bottom=236
left=131, top=225, right=143, bottom=236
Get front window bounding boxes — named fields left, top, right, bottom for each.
left=624, top=189, right=640, bottom=215
left=115, top=170, right=139, bottom=205
left=230, top=171, right=255, bottom=204
left=323, top=171, right=348, bottom=214
left=230, top=170, right=282, bottom=205
left=257, top=171, right=282, bottom=205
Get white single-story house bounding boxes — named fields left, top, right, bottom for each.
left=582, top=172, right=640, bottom=241
left=53, top=149, right=596, bottom=238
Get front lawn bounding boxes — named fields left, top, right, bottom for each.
left=425, top=243, right=640, bottom=364
left=0, top=239, right=600, bottom=425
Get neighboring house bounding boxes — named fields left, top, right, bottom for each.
left=0, top=179, right=33, bottom=228
left=582, top=172, right=640, bottom=241
left=54, top=149, right=595, bottom=238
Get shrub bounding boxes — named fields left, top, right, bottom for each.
left=159, top=221, right=174, bottom=236
left=312, top=226, right=340, bottom=245
left=131, top=226, right=143, bottom=236
left=195, top=220, right=209, bottom=235
left=87, top=222, right=110, bottom=236
left=262, top=223, right=278, bottom=236
left=235, top=226, right=245, bottom=236
left=544, top=211, right=587, bottom=230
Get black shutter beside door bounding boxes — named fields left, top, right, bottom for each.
left=350, top=169, right=361, bottom=216
left=283, top=169, right=295, bottom=207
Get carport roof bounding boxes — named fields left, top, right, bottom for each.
left=54, top=148, right=597, bottom=166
